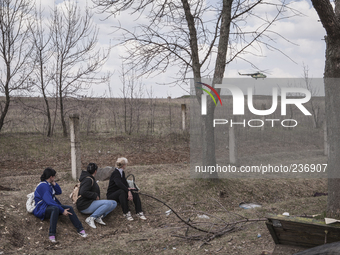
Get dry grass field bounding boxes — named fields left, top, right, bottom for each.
left=0, top=96, right=329, bottom=254
left=1, top=96, right=191, bottom=135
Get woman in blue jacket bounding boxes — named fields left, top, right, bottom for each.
left=33, top=167, right=87, bottom=242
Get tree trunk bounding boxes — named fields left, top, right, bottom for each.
left=0, top=61, right=12, bottom=132
left=205, top=0, right=233, bottom=175
left=124, top=97, right=127, bottom=134
left=43, top=94, right=52, bottom=137
left=324, top=37, right=340, bottom=215
left=324, top=30, right=340, bottom=219
left=201, top=99, right=217, bottom=170
left=0, top=83, right=10, bottom=133
left=129, top=98, right=133, bottom=135
left=195, top=0, right=232, bottom=178
left=39, top=52, right=52, bottom=137
left=59, top=84, right=68, bottom=137
left=311, top=0, right=340, bottom=217
left=51, top=90, right=58, bottom=136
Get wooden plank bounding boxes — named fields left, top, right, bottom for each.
left=275, top=231, right=324, bottom=247
left=266, top=215, right=340, bottom=248
left=279, top=240, right=315, bottom=248
left=268, top=214, right=340, bottom=227
left=281, top=220, right=340, bottom=233
left=279, top=221, right=340, bottom=242
left=266, top=221, right=280, bottom=244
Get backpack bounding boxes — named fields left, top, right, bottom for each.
left=126, top=174, right=139, bottom=191
left=26, top=182, right=44, bottom=213
left=69, top=176, right=94, bottom=204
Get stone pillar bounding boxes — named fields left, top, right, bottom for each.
left=70, top=113, right=81, bottom=181
left=181, top=104, right=186, bottom=131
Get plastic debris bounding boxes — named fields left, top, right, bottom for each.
left=325, top=218, right=340, bottom=224
left=282, top=212, right=289, bottom=216
left=257, top=233, right=261, bottom=238
left=239, top=202, right=261, bottom=209
left=197, top=214, right=210, bottom=219
left=165, top=210, right=171, bottom=216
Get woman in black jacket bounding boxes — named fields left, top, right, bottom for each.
left=106, top=157, right=146, bottom=221
left=77, top=163, right=117, bottom=229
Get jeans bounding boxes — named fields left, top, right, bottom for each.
left=80, top=200, right=117, bottom=219
left=44, top=205, right=83, bottom=236
left=107, top=190, right=142, bottom=214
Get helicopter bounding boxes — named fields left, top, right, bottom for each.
left=238, top=71, right=267, bottom=79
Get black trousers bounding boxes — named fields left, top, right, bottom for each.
left=107, top=189, right=142, bottom=214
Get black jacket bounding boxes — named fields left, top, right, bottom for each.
left=106, top=168, right=129, bottom=197
left=76, top=171, right=100, bottom=211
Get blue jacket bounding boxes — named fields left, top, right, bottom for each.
left=33, top=181, right=64, bottom=220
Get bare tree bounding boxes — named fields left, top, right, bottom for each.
left=30, top=5, right=54, bottom=137
left=120, top=65, right=128, bottom=134
left=50, top=0, right=110, bottom=137
left=146, top=86, right=156, bottom=135
left=311, top=0, right=340, bottom=217
left=120, top=64, right=144, bottom=135
left=133, top=82, right=144, bottom=134
left=78, top=97, right=101, bottom=135
left=94, top=0, right=295, bottom=174
left=0, top=0, right=35, bottom=133
left=106, top=80, right=120, bottom=134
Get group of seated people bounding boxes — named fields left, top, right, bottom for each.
left=32, top=157, right=145, bottom=242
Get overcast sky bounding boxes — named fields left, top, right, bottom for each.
left=38, top=0, right=326, bottom=98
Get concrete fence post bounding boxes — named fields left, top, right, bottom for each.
left=229, top=116, right=238, bottom=165
left=69, top=113, right=81, bottom=181
left=181, top=104, right=186, bottom=131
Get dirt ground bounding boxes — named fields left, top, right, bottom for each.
left=0, top=133, right=328, bottom=255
